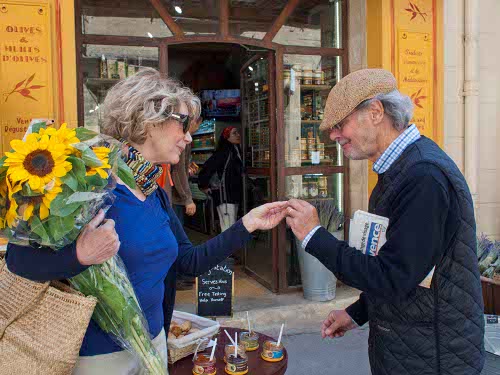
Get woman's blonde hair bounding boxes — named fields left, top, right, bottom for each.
left=101, top=67, right=201, bottom=144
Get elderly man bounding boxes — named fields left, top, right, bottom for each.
left=286, top=69, right=484, bottom=374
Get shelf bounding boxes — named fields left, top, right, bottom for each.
left=85, top=78, right=120, bottom=88
left=192, top=129, right=215, bottom=136
left=301, top=120, right=323, bottom=124
left=300, top=84, right=331, bottom=91
left=191, top=147, right=214, bottom=152
left=248, top=118, right=269, bottom=124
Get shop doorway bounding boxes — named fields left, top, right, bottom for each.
left=167, top=43, right=278, bottom=292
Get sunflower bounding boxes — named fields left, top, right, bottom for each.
left=3, top=178, right=22, bottom=228
left=19, top=183, right=62, bottom=221
left=39, top=123, right=80, bottom=153
left=86, top=146, right=111, bottom=179
left=4, top=133, right=72, bottom=191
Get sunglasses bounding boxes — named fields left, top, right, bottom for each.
left=170, top=113, right=191, bottom=133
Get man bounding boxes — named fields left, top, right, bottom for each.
left=286, top=69, right=484, bottom=374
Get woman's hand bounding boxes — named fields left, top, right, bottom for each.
left=185, top=202, right=196, bottom=216
left=242, top=201, right=289, bottom=233
left=76, top=209, right=121, bottom=266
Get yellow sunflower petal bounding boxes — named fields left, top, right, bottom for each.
left=97, top=168, right=109, bottom=179
left=40, top=203, right=49, bottom=220
left=22, top=204, right=34, bottom=221
left=28, top=175, right=41, bottom=190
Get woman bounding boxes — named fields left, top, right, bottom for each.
left=5, top=68, right=287, bottom=374
left=198, top=127, right=243, bottom=231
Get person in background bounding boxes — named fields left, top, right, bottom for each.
left=198, top=126, right=243, bottom=232
left=6, top=68, right=288, bottom=374
left=286, top=69, right=484, bottom=375
left=171, top=117, right=202, bottom=225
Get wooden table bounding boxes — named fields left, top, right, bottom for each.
left=169, top=327, right=288, bottom=375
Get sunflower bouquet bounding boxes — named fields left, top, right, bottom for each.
left=0, top=122, right=167, bottom=374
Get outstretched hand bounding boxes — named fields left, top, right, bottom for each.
left=321, top=309, right=357, bottom=339
left=285, top=199, right=321, bottom=242
left=242, top=201, right=289, bottom=233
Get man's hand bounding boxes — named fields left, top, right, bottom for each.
left=76, top=209, right=120, bottom=266
left=185, top=202, right=196, bottom=216
left=321, top=309, right=357, bottom=339
left=242, top=201, right=289, bottom=233
left=285, top=199, right=320, bottom=242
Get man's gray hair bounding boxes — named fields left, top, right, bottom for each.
left=101, top=67, right=201, bottom=144
left=356, top=90, right=414, bottom=131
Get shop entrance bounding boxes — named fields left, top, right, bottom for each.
left=167, top=43, right=278, bottom=292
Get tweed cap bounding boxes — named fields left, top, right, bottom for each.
left=320, top=69, right=397, bottom=131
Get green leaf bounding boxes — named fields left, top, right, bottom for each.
left=30, top=216, right=50, bottom=244
left=75, top=127, right=98, bottom=142
left=72, top=143, right=103, bottom=168
left=85, top=174, right=108, bottom=189
left=0, top=155, right=6, bottom=168
left=117, top=158, right=136, bottom=189
left=60, top=170, right=78, bottom=191
left=22, top=182, right=43, bottom=197
left=49, top=192, right=82, bottom=217
left=66, top=191, right=106, bottom=204
left=32, top=121, right=47, bottom=134
left=45, top=215, right=75, bottom=242
left=67, top=156, right=87, bottom=186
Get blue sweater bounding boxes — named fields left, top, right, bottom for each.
left=6, top=184, right=252, bottom=356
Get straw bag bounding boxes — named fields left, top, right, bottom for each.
left=0, top=257, right=97, bottom=374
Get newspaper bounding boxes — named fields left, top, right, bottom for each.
left=485, top=315, right=500, bottom=356
left=348, top=210, right=434, bottom=289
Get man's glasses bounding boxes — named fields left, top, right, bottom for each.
left=170, top=113, right=191, bottom=133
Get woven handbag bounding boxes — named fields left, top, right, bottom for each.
left=0, top=257, right=97, bottom=374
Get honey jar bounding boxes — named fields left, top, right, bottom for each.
left=192, top=351, right=216, bottom=375
left=260, top=340, right=284, bottom=362
left=239, top=331, right=259, bottom=351
left=224, top=344, right=248, bottom=375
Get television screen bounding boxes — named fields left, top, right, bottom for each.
left=200, top=89, right=241, bottom=118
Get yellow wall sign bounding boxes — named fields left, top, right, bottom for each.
left=367, top=0, right=443, bottom=194
left=0, top=1, right=54, bottom=155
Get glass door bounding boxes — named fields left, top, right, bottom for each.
left=241, top=51, right=278, bottom=292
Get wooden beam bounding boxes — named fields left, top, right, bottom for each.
left=219, top=0, right=229, bottom=37
left=159, top=41, right=168, bottom=75
left=82, top=34, right=160, bottom=46
left=263, top=0, right=301, bottom=45
left=149, top=0, right=184, bottom=37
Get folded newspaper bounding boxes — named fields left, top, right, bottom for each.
left=485, top=315, right=500, bottom=356
left=348, top=210, right=434, bottom=288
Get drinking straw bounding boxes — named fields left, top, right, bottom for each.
left=193, top=339, right=204, bottom=362
left=235, top=332, right=238, bottom=357
left=224, top=329, right=236, bottom=346
left=277, top=323, right=284, bottom=346
left=246, top=311, right=252, bottom=333
left=209, top=339, right=217, bottom=362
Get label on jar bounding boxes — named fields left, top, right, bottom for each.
left=242, top=340, right=259, bottom=351
left=225, top=362, right=248, bottom=375
left=193, top=364, right=216, bottom=375
left=261, top=348, right=284, bottom=360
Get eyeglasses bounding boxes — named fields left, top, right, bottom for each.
left=170, top=113, right=191, bottom=133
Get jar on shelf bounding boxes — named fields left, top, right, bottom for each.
left=192, top=351, right=216, bottom=375
left=313, top=69, right=323, bottom=85
left=260, top=340, right=284, bottom=362
left=309, top=179, right=319, bottom=198
left=302, top=67, right=313, bottom=85
left=239, top=331, right=260, bottom=352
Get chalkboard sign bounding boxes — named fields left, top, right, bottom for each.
left=196, top=260, right=234, bottom=317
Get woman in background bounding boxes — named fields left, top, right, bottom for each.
left=198, top=127, right=243, bottom=232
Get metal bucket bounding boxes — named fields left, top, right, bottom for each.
left=296, top=231, right=344, bottom=302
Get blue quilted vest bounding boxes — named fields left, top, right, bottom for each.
left=367, top=136, right=485, bottom=374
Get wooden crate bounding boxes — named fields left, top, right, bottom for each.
left=482, top=276, right=500, bottom=314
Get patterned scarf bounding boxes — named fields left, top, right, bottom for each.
left=121, top=141, right=163, bottom=196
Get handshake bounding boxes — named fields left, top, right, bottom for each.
left=242, top=199, right=321, bottom=241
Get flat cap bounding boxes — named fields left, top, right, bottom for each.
left=320, top=69, right=397, bottom=131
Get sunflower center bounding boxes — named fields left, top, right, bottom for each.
left=23, top=150, right=55, bottom=177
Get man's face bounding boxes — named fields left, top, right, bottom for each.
left=328, top=108, right=378, bottom=161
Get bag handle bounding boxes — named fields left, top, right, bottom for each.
left=0, top=264, right=50, bottom=340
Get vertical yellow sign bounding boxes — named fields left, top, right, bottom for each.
left=0, top=1, right=54, bottom=155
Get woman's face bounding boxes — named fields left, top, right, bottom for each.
left=136, top=102, right=192, bottom=165
left=227, top=128, right=241, bottom=144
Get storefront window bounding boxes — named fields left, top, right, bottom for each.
left=81, top=44, right=159, bottom=131
left=273, top=0, right=343, bottom=48
left=283, top=54, right=342, bottom=167
left=163, top=0, right=219, bottom=35
left=81, top=0, right=173, bottom=38
left=229, top=1, right=287, bottom=40
left=285, top=173, right=344, bottom=286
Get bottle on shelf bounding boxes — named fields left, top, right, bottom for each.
left=100, top=55, right=108, bottom=79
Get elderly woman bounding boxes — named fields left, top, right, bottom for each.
left=5, top=68, right=287, bottom=374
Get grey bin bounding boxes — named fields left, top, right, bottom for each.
left=296, top=231, right=343, bottom=302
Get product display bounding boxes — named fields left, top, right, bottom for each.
left=260, top=340, right=284, bottom=363
left=192, top=351, right=217, bottom=375
left=239, top=331, right=260, bottom=352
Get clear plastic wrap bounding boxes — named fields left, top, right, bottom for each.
left=70, top=255, right=168, bottom=374
left=0, top=122, right=167, bottom=373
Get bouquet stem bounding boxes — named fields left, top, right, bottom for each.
left=70, top=256, right=168, bottom=374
